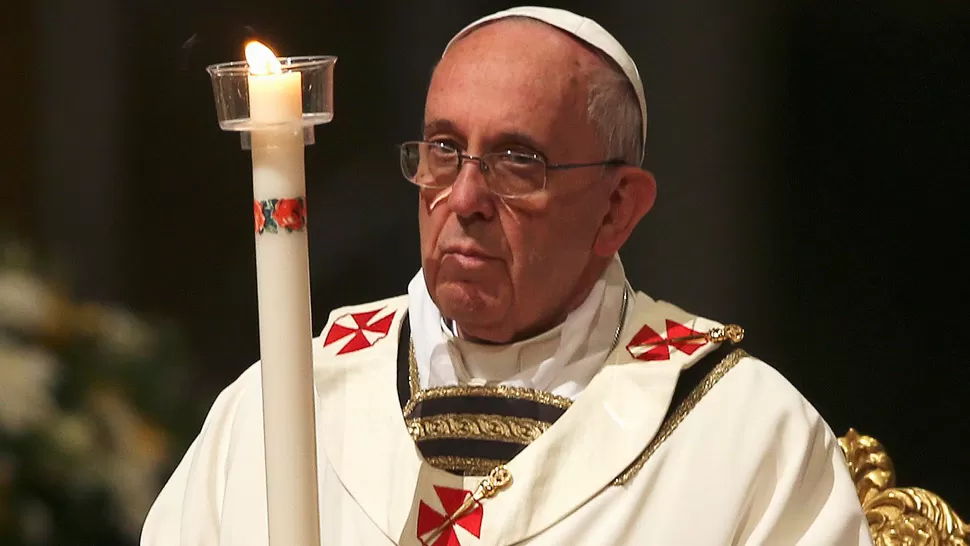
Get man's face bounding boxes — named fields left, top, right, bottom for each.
left=419, top=21, right=616, bottom=343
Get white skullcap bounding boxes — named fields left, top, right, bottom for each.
left=444, top=6, right=647, bottom=164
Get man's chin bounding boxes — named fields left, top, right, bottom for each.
left=434, top=281, right=504, bottom=324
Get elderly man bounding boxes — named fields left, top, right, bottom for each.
left=142, top=6, right=872, bottom=545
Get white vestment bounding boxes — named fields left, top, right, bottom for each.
left=141, top=263, right=873, bottom=545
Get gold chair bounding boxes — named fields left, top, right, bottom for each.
left=839, top=429, right=968, bottom=546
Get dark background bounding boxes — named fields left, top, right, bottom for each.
left=4, top=0, right=967, bottom=526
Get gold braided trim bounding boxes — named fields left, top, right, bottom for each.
left=404, top=339, right=573, bottom=416
left=408, top=337, right=420, bottom=400
left=612, top=349, right=749, bottom=486
left=424, top=456, right=508, bottom=477
left=405, top=385, right=573, bottom=416
left=408, top=413, right=552, bottom=445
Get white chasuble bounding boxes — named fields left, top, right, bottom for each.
left=141, top=289, right=873, bottom=545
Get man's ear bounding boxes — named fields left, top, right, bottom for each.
left=593, top=167, right=657, bottom=257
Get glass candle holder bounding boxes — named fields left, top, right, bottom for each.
left=206, top=55, right=337, bottom=148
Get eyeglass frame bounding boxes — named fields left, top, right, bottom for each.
left=398, top=140, right=629, bottom=198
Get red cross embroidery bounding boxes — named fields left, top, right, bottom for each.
left=626, top=319, right=707, bottom=361
left=417, top=486, right=483, bottom=546
left=322, top=308, right=395, bottom=355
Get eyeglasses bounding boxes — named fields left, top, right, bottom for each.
left=398, top=140, right=627, bottom=198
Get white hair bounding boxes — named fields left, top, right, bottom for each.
left=586, top=60, right=644, bottom=166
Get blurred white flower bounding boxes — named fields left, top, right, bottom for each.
left=47, top=412, right=103, bottom=493
left=50, top=413, right=98, bottom=458
left=0, top=271, right=59, bottom=335
left=0, top=337, right=59, bottom=434
left=90, top=389, right=169, bottom=538
left=0, top=238, right=194, bottom=543
left=92, top=306, right=157, bottom=358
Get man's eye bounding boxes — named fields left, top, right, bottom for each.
left=429, top=140, right=460, bottom=152
left=428, top=142, right=457, bottom=157
left=500, top=150, right=540, bottom=164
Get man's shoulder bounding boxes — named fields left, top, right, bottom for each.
left=213, top=295, right=411, bottom=401
left=314, top=294, right=409, bottom=340
left=705, top=350, right=831, bottom=432
left=729, top=351, right=802, bottom=392
left=627, top=293, right=820, bottom=417
left=311, top=294, right=410, bottom=356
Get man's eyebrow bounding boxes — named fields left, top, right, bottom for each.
left=422, top=121, right=548, bottom=157
left=423, top=119, right=458, bottom=137
left=492, top=131, right=547, bottom=157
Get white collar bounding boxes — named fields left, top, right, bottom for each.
left=407, top=255, right=630, bottom=399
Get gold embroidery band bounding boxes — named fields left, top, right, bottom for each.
left=424, top=456, right=508, bottom=477
left=405, top=339, right=573, bottom=416
left=408, top=336, right=420, bottom=400
left=404, top=383, right=573, bottom=417
left=408, top=413, right=551, bottom=445
left=612, top=349, right=748, bottom=486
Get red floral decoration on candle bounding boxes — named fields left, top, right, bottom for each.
left=254, top=197, right=307, bottom=235
left=254, top=200, right=267, bottom=234
left=271, top=197, right=306, bottom=232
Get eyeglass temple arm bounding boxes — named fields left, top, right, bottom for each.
left=546, top=159, right=628, bottom=170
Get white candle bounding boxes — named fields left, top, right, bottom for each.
left=245, top=40, right=321, bottom=546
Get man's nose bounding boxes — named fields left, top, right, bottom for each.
left=447, top=158, right=495, bottom=220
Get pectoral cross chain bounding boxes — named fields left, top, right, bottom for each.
left=419, top=466, right=512, bottom=545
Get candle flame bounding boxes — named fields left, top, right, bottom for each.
left=245, top=41, right=283, bottom=75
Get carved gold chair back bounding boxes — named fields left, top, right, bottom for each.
left=839, top=429, right=968, bottom=546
